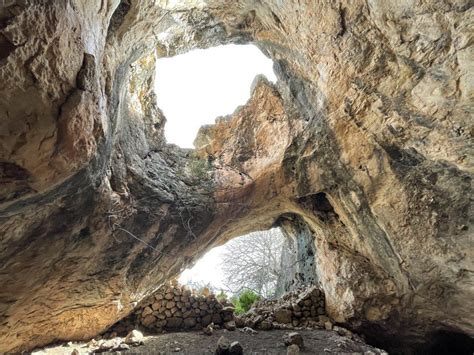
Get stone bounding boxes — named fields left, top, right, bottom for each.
left=229, top=341, right=244, bottom=355
left=259, top=319, right=273, bottom=330
left=234, top=316, right=245, bottom=328
left=124, top=330, right=144, bottom=345
left=240, top=327, right=257, bottom=335
left=275, top=309, right=293, bottom=324
left=215, top=336, right=230, bottom=355
left=203, top=323, right=214, bottom=336
left=286, top=344, right=300, bottom=355
left=141, top=307, right=153, bottom=317
left=202, top=287, right=210, bottom=297
left=166, top=317, right=183, bottom=328
left=201, top=314, right=212, bottom=326
left=283, top=332, right=304, bottom=348
left=224, top=320, right=236, bottom=331
left=184, top=318, right=196, bottom=328
left=212, top=313, right=223, bottom=324
left=98, top=338, right=123, bottom=351
left=141, top=315, right=156, bottom=327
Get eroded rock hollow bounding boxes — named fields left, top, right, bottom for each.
left=0, top=0, right=472, bottom=353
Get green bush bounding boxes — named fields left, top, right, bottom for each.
left=231, top=290, right=261, bottom=315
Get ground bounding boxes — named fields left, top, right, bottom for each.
left=33, top=329, right=387, bottom=354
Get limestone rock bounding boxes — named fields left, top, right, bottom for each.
left=0, top=1, right=472, bottom=354
left=124, top=330, right=144, bottom=345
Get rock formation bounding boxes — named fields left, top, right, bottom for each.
left=0, top=0, right=472, bottom=353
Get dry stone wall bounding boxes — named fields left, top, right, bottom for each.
left=136, top=282, right=235, bottom=332
left=236, top=286, right=327, bottom=330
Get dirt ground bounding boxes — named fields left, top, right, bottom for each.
left=33, top=329, right=387, bottom=355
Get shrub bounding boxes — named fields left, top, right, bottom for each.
left=231, top=290, right=260, bottom=315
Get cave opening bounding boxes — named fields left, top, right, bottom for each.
left=178, top=227, right=286, bottom=301
left=154, top=44, right=276, bottom=148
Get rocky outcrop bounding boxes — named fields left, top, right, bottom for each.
left=1, top=1, right=472, bottom=353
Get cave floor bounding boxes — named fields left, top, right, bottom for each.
left=34, top=329, right=387, bottom=354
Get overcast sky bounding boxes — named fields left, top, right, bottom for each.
left=178, top=245, right=227, bottom=290
left=155, top=44, right=276, bottom=148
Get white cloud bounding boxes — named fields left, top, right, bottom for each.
left=155, top=44, right=276, bottom=148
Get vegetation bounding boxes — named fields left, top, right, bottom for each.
left=221, top=228, right=285, bottom=297
left=231, top=290, right=261, bottom=315
left=189, top=157, right=209, bottom=179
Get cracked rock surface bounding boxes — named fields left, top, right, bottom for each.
left=0, top=0, right=472, bottom=353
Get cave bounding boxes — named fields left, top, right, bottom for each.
left=1, top=1, right=473, bottom=354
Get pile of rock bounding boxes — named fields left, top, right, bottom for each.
left=236, top=286, right=327, bottom=330
left=136, top=282, right=235, bottom=331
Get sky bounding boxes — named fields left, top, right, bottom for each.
left=178, top=245, right=227, bottom=290
left=155, top=44, right=276, bottom=148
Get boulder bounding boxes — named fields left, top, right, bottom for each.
left=283, top=332, right=304, bottom=348
left=229, top=341, right=244, bottom=355
left=287, top=344, right=300, bottom=355
left=124, top=330, right=144, bottom=345
left=215, top=336, right=230, bottom=355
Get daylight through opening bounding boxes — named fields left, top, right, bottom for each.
left=155, top=44, right=276, bottom=148
left=179, top=228, right=285, bottom=307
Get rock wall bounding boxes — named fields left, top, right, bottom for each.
left=275, top=216, right=318, bottom=296
left=0, top=0, right=472, bottom=353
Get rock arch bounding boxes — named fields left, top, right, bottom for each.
left=0, top=1, right=472, bottom=353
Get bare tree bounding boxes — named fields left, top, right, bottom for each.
left=220, top=228, right=285, bottom=298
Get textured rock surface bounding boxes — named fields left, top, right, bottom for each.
left=0, top=0, right=473, bottom=353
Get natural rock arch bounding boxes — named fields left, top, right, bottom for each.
left=0, top=1, right=472, bottom=353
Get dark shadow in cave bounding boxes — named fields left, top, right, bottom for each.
left=416, top=330, right=474, bottom=355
